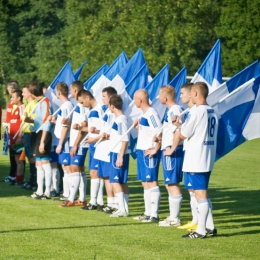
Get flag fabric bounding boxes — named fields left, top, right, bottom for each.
left=83, top=63, right=108, bottom=90
left=120, top=63, right=149, bottom=112
left=169, top=66, right=187, bottom=105
left=207, top=60, right=260, bottom=106
left=191, top=39, right=222, bottom=92
left=105, top=52, right=128, bottom=80
left=214, top=75, right=260, bottom=160
left=74, top=60, right=87, bottom=80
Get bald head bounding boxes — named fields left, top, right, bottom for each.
left=134, top=89, right=149, bottom=109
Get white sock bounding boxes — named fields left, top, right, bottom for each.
left=190, top=192, right=198, bottom=224
left=68, top=172, right=80, bottom=202
left=42, top=163, right=52, bottom=197
left=144, top=188, right=151, bottom=216
left=97, top=179, right=104, bottom=206
left=169, top=194, right=182, bottom=222
left=196, top=199, right=209, bottom=236
left=113, top=196, right=119, bottom=209
left=36, top=166, right=45, bottom=196
left=116, top=192, right=126, bottom=213
left=206, top=198, right=215, bottom=230
left=63, top=171, right=70, bottom=197
left=107, top=197, right=114, bottom=208
left=150, top=186, right=161, bottom=218
left=79, top=172, right=87, bottom=202
left=90, top=179, right=100, bottom=205
left=123, top=193, right=129, bottom=214
left=52, top=167, right=60, bottom=193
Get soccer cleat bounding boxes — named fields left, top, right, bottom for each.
left=54, top=195, right=68, bottom=201
left=41, top=194, right=51, bottom=200
left=59, top=200, right=75, bottom=208
left=103, top=206, right=117, bottom=214
left=31, top=193, right=44, bottom=200
left=177, top=221, right=197, bottom=230
left=182, top=232, right=206, bottom=239
left=74, top=199, right=87, bottom=206
left=133, top=214, right=150, bottom=221
left=80, top=203, right=97, bottom=210
left=142, top=217, right=159, bottom=223
left=110, top=209, right=128, bottom=217
left=159, top=217, right=181, bottom=227
left=97, top=204, right=105, bottom=211
left=4, top=176, right=15, bottom=183
left=206, top=228, right=217, bottom=237
left=50, top=190, right=60, bottom=197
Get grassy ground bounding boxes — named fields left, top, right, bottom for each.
left=0, top=139, right=259, bottom=260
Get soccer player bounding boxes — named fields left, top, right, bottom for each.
left=132, top=89, right=162, bottom=223
left=173, top=82, right=218, bottom=239
left=9, top=90, right=25, bottom=184
left=21, top=84, right=37, bottom=190
left=25, top=82, right=53, bottom=199
left=94, top=87, right=118, bottom=213
left=105, top=95, right=130, bottom=217
left=59, top=81, right=89, bottom=207
left=74, top=89, right=104, bottom=210
left=155, top=85, right=184, bottom=227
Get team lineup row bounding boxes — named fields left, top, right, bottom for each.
left=4, top=80, right=218, bottom=239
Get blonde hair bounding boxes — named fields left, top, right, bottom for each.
left=160, top=85, right=176, bottom=100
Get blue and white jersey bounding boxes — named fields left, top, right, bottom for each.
left=183, top=105, right=196, bottom=151
left=136, top=107, right=162, bottom=150
left=94, top=109, right=115, bottom=162
left=54, top=100, right=74, bottom=139
left=109, top=114, right=130, bottom=154
left=161, top=104, right=184, bottom=150
left=181, top=105, right=218, bottom=172
left=69, top=103, right=89, bottom=147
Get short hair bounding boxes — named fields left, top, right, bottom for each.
left=160, top=85, right=176, bottom=100
left=7, top=80, right=19, bottom=92
left=181, top=83, right=193, bottom=92
left=77, top=89, right=94, bottom=100
left=71, top=81, right=84, bottom=92
left=12, top=89, right=23, bottom=100
left=192, top=82, right=209, bottom=98
left=102, top=86, right=117, bottom=96
left=109, top=95, right=123, bottom=110
left=29, top=81, right=43, bottom=97
left=22, top=84, right=30, bottom=90
left=56, top=82, right=68, bottom=97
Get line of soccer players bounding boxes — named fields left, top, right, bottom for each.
left=3, top=79, right=218, bottom=239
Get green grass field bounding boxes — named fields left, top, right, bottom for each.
left=0, top=139, right=259, bottom=260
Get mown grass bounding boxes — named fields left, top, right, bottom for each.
left=0, top=139, right=259, bottom=260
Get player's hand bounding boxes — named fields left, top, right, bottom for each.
left=144, top=148, right=157, bottom=158
left=62, top=118, right=71, bottom=125
left=101, top=132, right=110, bottom=140
left=56, top=145, right=62, bottom=154
left=15, top=137, right=22, bottom=145
left=133, top=118, right=139, bottom=128
left=70, top=146, right=77, bottom=157
left=73, top=124, right=82, bottom=130
left=116, top=156, right=123, bottom=168
left=164, top=147, right=174, bottom=156
left=152, top=135, right=159, bottom=142
left=24, top=117, right=33, bottom=123
left=90, top=127, right=96, bottom=133
left=39, top=142, right=45, bottom=154
left=172, top=115, right=181, bottom=127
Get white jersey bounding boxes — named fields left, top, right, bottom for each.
left=109, top=114, right=130, bottom=154
left=161, top=104, right=183, bottom=150
left=69, top=103, right=89, bottom=147
left=54, top=100, right=74, bottom=139
left=181, top=105, right=218, bottom=172
left=183, top=105, right=196, bottom=151
left=87, top=103, right=104, bottom=139
left=136, top=107, right=162, bottom=150
left=94, top=109, right=115, bottom=162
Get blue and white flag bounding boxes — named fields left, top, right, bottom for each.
left=105, top=52, right=128, bottom=80
left=120, top=63, right=149, bottom=112
left=214, top=75, right=260, bottom=160
left=207, top=60, right=260, bottom=106
left=169, top=66, right=187, bottom=105
left=83, top=63, right=108, bottom=90
left=191, top=39, right=222, bottom=92
left=74, top=60, right=87, bottom=80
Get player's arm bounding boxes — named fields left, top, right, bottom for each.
left=56, top=125, right=69, bottom=154
left=39, top=130, right=48, bottom=154
left=164, top=129, right=181, bottom=156
left=116, top=141, right=128, bottom=168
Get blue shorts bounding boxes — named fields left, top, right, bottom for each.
left=98, top=160, right=111, bottom=178
left=57, top=138, right=70, bottom=165
left=88, top=144, right=99, bottom=171
left=162, top=145, right=184, bottom=185
left=22, top=133, right=34, bottom=158
left=184, top=172, right=211, bottom=190
left=36, top=157, right=50, bottom=161
left=49, top=146, right=58, bottom=163
left=136, top=149, right=161, bottom=182
left=109, top=152, right=129, bottom=184
left=70, top=146, right=88, bottom=167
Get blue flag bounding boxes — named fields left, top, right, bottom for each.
left=105, top=52, right=128, bottom=80
left=74, top=60, right=87, bottom=80
left=83, top=63, right=108, bottom=90
left=191, top=39, right=222, bottom=91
